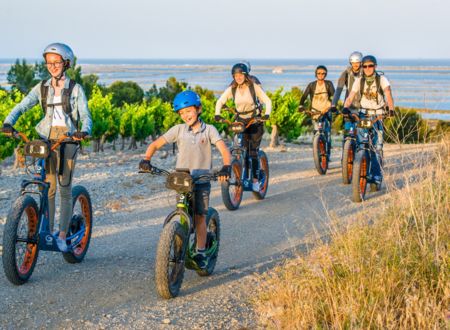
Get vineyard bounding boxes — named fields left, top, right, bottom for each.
left=1, top=60, right=445, bottom=163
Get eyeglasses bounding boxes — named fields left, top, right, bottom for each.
left=363, top=64, right=375, bottom=69
left=45, top=61, right=64, bottom=68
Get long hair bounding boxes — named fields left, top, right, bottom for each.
left=231, top=75, right=253, bottom=89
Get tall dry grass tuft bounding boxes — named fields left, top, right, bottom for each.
left=255, top=139, right=450, bottom=329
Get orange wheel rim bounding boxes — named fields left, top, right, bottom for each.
left=231, top=164, right=242, bottom=204
left=348, top=147, right=354, bottom=180
left=74, top=195, right=91, bottom=256
left=319, top=140, right=327, bottom=170
left=260, top=157, right=268, bottom=193
left=18, top=206, right=38, bottom=275
left=360, top=155, right=367, bottom=195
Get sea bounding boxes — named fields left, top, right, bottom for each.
left=1, top=58, right=449, bottom=120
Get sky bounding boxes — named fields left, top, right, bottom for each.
left=1, top=0, right=449, bottom=59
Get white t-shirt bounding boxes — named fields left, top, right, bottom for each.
left=51, top=96, right=67, bottom=127
left=351, top=75, right=390, bottom=110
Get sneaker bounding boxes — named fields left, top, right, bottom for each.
left=192, top=250, right=207, bottom=269
left=373, top=175, right=382, bottom=184
left=55, top=236, right=68, bottom=252
left=252, top=182, right=260, bottom=192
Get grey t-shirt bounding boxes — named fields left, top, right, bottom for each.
left=162, top=120, right=223, bottom=179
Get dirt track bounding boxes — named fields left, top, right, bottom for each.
left=0, top=140, right=432, bottom=329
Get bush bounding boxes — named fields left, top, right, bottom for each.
left=384, top=107, right=430, bottom=143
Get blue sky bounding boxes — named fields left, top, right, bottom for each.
left=1, top=0, right=449, bottom=59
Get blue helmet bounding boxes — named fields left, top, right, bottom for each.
left=173, top=90, right=201, bottom=112
left=362, top=55, right=377, bottom=65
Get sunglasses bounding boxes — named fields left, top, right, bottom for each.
left=316, top=72, right=327, bottom=75
left=363, top=64, right=375, bottom=69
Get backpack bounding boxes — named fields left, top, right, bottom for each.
left=309, top=80, right=334, bottom=100
left=231, top=81, right=262, bottom=115
left=359, top=73, right=385, bottom=105
left=40, top=79, right=78, bottom=128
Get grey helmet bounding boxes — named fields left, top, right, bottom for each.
left=349, top=51, right=363, bottom=63
left=43, top=43, right=74, bottom=68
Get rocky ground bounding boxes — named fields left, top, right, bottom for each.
left=0, top=138, right=432, bottom=329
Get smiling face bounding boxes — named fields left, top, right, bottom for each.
left=233, top=72, right=246, bottom=85
left=45, top=53, right=65, bottom=78
left=178, top=106, right=200, bottom=126
left=362, top=61, right=376, bottom=77
left=351, top=62, right=361, bottom=72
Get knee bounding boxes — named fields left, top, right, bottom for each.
left=59, top=185, right=72, bottom=200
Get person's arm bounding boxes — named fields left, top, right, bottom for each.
left=254, top=84, right=272, bottom=116
left=75, top=84, right=93, bottom=135
left=299, top=83, right=312, bottom=107
left=214, top=87, right=232, bottom=116
left=215, top=139, right=231, bottom=182
left=144, top=136, right=167, bottom=161
left=344, top=78, right=360, bottom=108
left=331, top=70, right=347, bottom=107
left=3, top=83, right=41, bottom=126
left=328, top=81, right=335, bottom=99
left=384, top=86, right=394, bottom=111
left=381, top=77, right=394, bottom=111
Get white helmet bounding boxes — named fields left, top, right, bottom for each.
left=43, top=43, right=74, bottom=68
left=349, top=51, right=363, bottom=64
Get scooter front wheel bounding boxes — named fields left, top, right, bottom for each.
left=2, top=195, right=40, bottom=285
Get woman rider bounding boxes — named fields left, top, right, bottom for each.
left=2, top=43, right=92, bottom=252
left=214, top=63, right=272, bottom=192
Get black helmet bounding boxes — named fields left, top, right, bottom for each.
left=362, top=55, right=377, bottom=65
left=231, top=63, right=249, bottom=76
left=315, top=65, right=328, bottom=76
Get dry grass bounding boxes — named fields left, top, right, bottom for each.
left=254, top=139, right=450, bottom=329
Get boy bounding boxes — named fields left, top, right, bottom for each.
left=139, top=90, right=231, bottom=269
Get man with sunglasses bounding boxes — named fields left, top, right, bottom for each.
left=342, top=55, right=395, bottom=184
left=2, top=43, right=92, bottom=252
left=299, top=65, right=335, bottom=162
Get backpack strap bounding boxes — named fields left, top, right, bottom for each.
left=41, top=79, right=78, bottom=129
left=40, top=80, right=49, bottom=114
left=360, top=74, right=385, bottom=105
left=231, top=83, right=261, bottom=115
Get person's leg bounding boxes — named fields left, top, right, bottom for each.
left=370, top=120, right=383, bottom=181
left=324, top=115, right=332, bottom=158
left=248, top=123, right=264, bottom=182
left=193, top=183, right=211, bottom=250
left=58, top=143, right=78, bottom=239
left=45, top=151, right=58, bottom=232
left=192, top=183, right=211, bottom=268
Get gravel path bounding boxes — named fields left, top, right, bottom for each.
left=0, top=139, right=431, bottom=329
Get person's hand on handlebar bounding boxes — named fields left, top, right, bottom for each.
left=139, top=159, right=153, bottom=172
left=1, top=123, right=16, bottom=136
left=217, top=165, right=231, bottom=182
left=72, top=131, right=88, bottom=141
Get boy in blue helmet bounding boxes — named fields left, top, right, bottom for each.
left=139, top=90, right=231, bottom=269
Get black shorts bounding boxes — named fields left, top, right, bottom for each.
left=193, top=182, right=211, bottom=216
